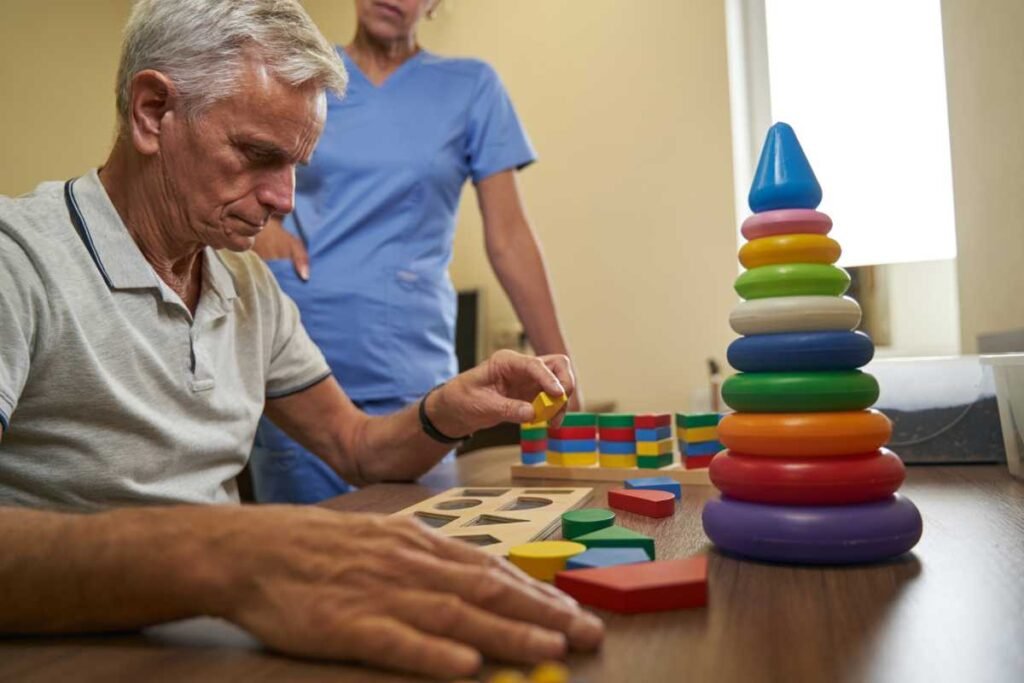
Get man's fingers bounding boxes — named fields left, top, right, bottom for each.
left=345, top=615, right=482, bottom=679
left=541, top=355, right=576, bottom=403
left=388, top=590, right=568, bottom=664
left=290, top=235, right=310, bottom=281
left=398, top=545, right=604, bottom=652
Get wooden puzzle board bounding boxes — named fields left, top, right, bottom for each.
left=392, top=486, right=593, bottom=556
left=510, top=463, right=712, bottom=485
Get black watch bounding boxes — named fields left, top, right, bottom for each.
left=418, top=384, right=472, bottom=445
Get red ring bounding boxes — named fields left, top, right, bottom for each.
left=709, top=448, right=905, bottom=505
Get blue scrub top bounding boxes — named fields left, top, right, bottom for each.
left=269, top=49, right=536, bottom=401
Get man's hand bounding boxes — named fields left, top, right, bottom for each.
left=427, top=350, right=575, bottom=438
left=213, top=507, right=603, bottom=678
left=252, top=217, right=309, bottom=281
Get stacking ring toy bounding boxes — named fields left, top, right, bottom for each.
left=708, top=449, right=905, bottom=505
left=735, top=264, right=850, bottom=300
left=727, top=331, right=874, bottom=372
left=741, top=208, right=832, bottom=241
left=738, top=234, right=841, bottom=269
left=718, top=410, right=892, bottom=457
left=730, top=296, right=861, bottom=335
left=721, top=371, right=879, bottom=413
left=702, top=494, right=922, bottom=564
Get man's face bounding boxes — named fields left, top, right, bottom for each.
left=158, top=60, right=325, bottom=252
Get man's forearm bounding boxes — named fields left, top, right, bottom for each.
left=0, top=506, right=222, bottom=633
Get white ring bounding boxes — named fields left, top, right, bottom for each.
left=730, top=296, right=862, bottom=335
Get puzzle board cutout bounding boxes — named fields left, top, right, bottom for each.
left=392, top=487, right=592, bottom=556
left=510, top=462, right=712, bottom=485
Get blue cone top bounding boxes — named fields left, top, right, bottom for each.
left=748, top=122, right=823, bottom=213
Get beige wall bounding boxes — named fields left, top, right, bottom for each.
left=941, top=0, right=1024, bottom=352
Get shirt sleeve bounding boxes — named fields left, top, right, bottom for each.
left=466, top=62, right=538, bottom=183
left=0, top=229, right=42, bottom=430
left=255, top=261, right=332, bottom=399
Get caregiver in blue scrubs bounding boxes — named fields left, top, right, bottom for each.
left=250, top=0, right=581, bottom=503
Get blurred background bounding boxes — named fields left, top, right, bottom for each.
left=2, top=0, right=1022, bottom=414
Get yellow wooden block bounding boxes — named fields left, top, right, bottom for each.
left=681, top=425, right=718, bottom=442
left=508, top=540, right=587, bottom=581
left=532, top=391, right=567, bottom=422
left=637, top=438, right=674, bottom=455
left=600, top=454, right=637, bottom=468
left=546, top=452, right=598, bottom=467
left=530, top=662, right=571, bottom=683
left=523, top=419, right=548, bottom=430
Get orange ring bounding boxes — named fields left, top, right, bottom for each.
left=718, top=410, right=892, bottom=456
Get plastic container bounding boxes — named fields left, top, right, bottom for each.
left=980, top=354, right=1024, bottom=479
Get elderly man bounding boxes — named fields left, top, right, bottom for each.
left=0, top=0, right=601, bottom=677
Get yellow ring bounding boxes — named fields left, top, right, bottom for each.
left=739, top=234, right=841, bottom=269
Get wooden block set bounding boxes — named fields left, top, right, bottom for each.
left=676, top=412, right=723, bottom=470
left=508, top=476, right=706, bottom=614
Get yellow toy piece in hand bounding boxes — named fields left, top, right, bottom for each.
left=532, top=391, right=567, bottom=423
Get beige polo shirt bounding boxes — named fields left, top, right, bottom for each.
left=0, top=170, right=331, bottom=510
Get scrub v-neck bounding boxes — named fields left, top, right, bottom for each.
left=340, top=47, right=425, bottom=91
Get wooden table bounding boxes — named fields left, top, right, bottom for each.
left=2, top=447, right=1023, bottom=682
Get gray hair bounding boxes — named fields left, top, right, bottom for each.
left=116, top=0, right=347, bottom=127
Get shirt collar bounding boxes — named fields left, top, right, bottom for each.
left=68, top=169, right=237, bottom=305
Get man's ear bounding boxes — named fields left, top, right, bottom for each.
left=127, top=69, right=178, bottom=156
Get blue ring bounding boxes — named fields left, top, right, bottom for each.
left=728, top=330, right=874, bottom=372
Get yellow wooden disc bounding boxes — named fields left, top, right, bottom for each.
left=599, top=454, right=637, bottom=468
left=680, top=425, right=718, bottom=442
left=739, top=233, right=842, bottom=269
left=546, top=452, right=598, bottom=467
left=508, top=541, right=587, bottom=581
left=637, top=439, right=673, bottom=455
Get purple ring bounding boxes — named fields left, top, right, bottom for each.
left=702, top=494, right=922, bottom=565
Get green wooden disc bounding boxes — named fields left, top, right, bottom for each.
left=561, top=508, right=616, bottom=539
left=675, top=412, right=720, bottom=428
left=519, top=426, right=548, bottom=441
left=721, top=371, right=879, bottom=413
left=734, top=264, right=850, bottom=300
left=637, top=453, right=674, bottom=469
left=562, top=412, right=598, bottom=427
left=598, top=413, right=635, bottom=428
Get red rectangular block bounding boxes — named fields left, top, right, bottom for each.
left=607, top=488, right=675, bottom=518
left=684, top=455, right=714, bottom=470
left=598, top=426, right=636, bottom=442
left=520, top=439, right=548, bottom=453
left=547, top=426, right=597, bottom=440
left=555, top=555, right=708, bottom=613
left=634, top=414, right=672, bottom=429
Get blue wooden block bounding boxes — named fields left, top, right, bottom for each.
left=598, top=440, right=637, bottom=455
left=635, top=426, right=672, bottom=441
left=520, top=451, right=546, bottom=465
left=748, top=122, right=822, bottom=212
left=548, top=438, right=597, bottom=453
left=682, top=441, right=723, bottom=456
left=564, top=547, right=651, bottom=570
left=624, top=476, right=682, bottom=500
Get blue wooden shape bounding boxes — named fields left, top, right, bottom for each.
left=682, top=441, right=723, bottom=456
left=728, top=330, right=875, bottom=373
left=548, top=438, right=597, bottom=453
left=564, top=547, right=652, bottom=570
left=624, top=476, right=682, bottom=500
left=635, top=426, right=672, bottom=441
left=520, top=451, right=546, bottom=465
left=598, top=440, right=637, bottom=455
left=748, top=122, right=822, bottom=212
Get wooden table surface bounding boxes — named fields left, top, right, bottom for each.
left=2, top=447, right=1023, bottom=682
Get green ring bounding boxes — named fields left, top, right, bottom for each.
left=597, top=413, right=635, bottom=428
left=722, top=371, right=879, bottom=412
left=561, top=508, right=616, bottom=539
left=735, top=264, right=850, bottom=300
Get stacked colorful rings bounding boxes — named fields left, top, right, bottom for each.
left=702, top=123, right=922, bottom=565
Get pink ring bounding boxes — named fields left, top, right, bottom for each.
left=741, top=209, right=833, bottom=241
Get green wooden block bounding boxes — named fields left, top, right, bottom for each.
left=573, top=525, right=655, bottom=559
left=561, top=412, right=598, bottom=427
left=637, top=453, right=673, bottom=469
left=676, top=412, right=721, bottom=428
left=520, top=426, right=548, bottom=441
left=598, top=413, right=635, bottom=428
left=561, top=508, right=616, bottom=539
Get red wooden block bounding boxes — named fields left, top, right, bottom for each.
left=685, top=455, right=714, bottom=470
left=635, top=413, right=672, bottom=429
left=547, top=426, right=597, bottom=440
left=598, top=426, right=636, bottom=441
left=555, top=555, right=708, bottom=613
left=607, top=488, right=675, bottom=518
left=520, top=439, right=548, bottom=453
